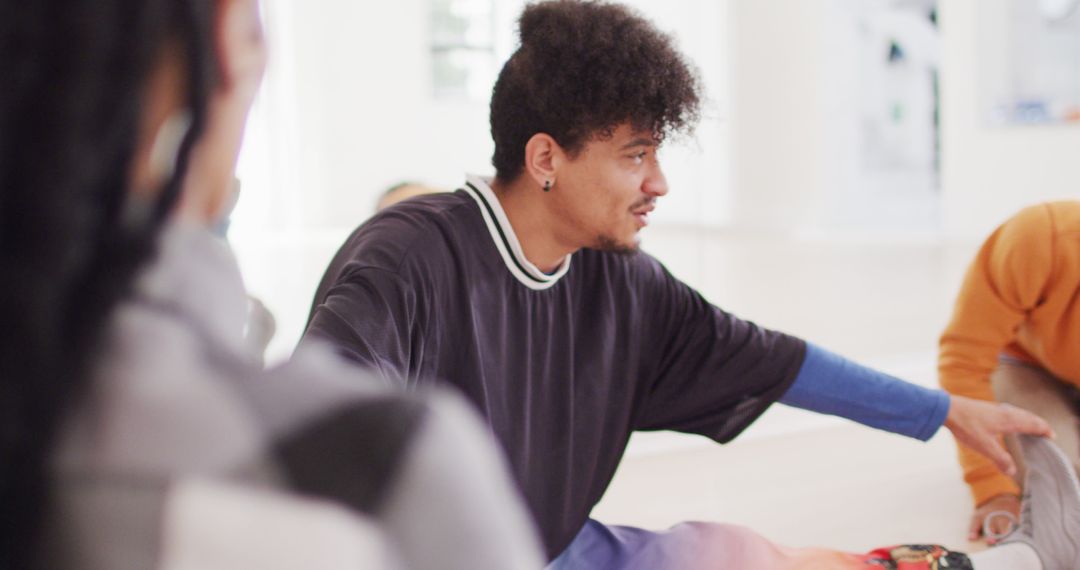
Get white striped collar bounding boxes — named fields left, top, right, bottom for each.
left=462, top=174, right=572, bottom=290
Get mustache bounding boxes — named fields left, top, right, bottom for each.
left=629, top=197, right=656, bottom=211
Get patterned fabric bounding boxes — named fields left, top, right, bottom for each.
left=861, top=545, right=973, bottom=570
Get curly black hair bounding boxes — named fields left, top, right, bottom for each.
left=490, top=0, right=702, bottom=182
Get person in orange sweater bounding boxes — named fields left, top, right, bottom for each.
left=941, top=200, right=1080, bottom=544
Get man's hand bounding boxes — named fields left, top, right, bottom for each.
left=968, top=493, right=1020, bottom=544
left=943, top=396, right=1054, bottom=477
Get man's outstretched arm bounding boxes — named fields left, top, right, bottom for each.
left=780, top=343, right=1053, bottom=476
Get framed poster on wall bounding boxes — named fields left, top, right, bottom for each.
left=980, top=0, right=1080, bottom=125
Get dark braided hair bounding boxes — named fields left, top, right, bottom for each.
left=0, top=1, right=216, bottom=566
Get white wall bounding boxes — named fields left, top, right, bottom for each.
left=728, top=0, right=1080, bottom=238
left=728, top=0, right=830, bottom=233
left=939, top=0, right=1080, bottom=238
left=285, top=0, right=496, bottom=228
left=729, top=0, right=944, bottom=236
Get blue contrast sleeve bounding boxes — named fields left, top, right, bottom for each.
left=779, top=343, right=951, bottom=441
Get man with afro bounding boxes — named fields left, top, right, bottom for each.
left=305, top=2, right=1077, bottom=568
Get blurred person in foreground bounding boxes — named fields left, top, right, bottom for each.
left=940, top=201, right=1080, bottom=545
left=305, top=2, right=1080, bottom=569
left=0, top=1, right=543, bottom=569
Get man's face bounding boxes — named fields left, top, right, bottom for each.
left=552, top=123, right=669, bottom=253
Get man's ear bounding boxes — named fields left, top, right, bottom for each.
left=214, top=0, right=266, bottom=98
left=523, top=133, right=563, bottom=190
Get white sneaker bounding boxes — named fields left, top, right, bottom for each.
left=1001, top=435, right=1080, bottom=570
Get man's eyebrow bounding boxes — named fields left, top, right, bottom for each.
left=620, top=137, right=658, bottom=150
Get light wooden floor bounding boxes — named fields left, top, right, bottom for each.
left=593, top=424, right=987, bottom=555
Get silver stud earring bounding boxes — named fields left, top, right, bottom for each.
left=543, top=180, right=552, bottom=192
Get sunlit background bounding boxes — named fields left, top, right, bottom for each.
left=228, top=0, right=1080, bottom=552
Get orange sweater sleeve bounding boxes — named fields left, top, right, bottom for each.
left=939, top=203, right=1056, bottom=506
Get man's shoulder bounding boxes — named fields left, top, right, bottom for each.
left=364, top=190, right=475, bottom=242
left=334, top=190, right=478, bottom=274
